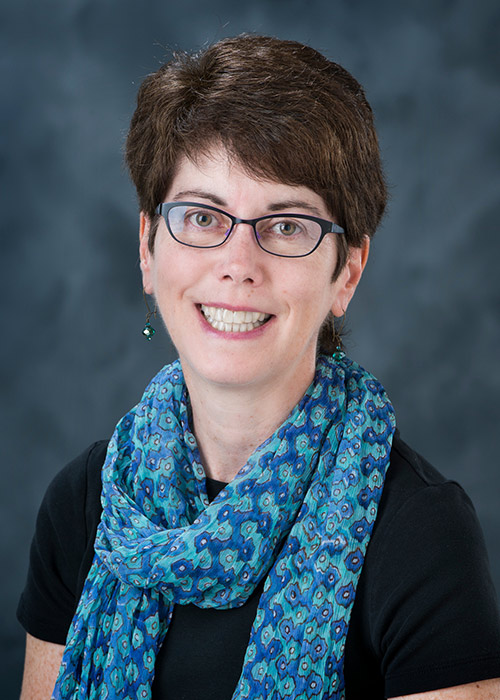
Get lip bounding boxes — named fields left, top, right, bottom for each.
left=197, top=302, right=272, bottom=314
left=196, top=303, right=275, bottom=337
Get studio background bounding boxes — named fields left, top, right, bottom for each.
left=2, top=0, right=499, bottom=696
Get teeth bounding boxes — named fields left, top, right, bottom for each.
left=200, top=305, right=271, bottom=333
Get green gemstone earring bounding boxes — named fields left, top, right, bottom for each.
left=142, top=290, right=157, bottom=341
left=332, top=334, right=344, bottom=361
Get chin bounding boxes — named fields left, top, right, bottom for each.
left=181, top=352, right=272, bottom=390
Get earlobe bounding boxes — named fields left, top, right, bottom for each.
left=331, top=237, right=370, bottom=317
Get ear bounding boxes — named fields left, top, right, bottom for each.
left=331, top=237, right=370, bottom=317
left=139, top=212, right=154, bottom=295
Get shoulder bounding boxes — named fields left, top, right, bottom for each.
left=376, top=430, right=478, bottom=537
left=370, top=430, right=496, bottom=606
left=386, top=429, right=464, bottom=495
left=39, top=440, right=106, bottom=539
left=47, top=440, right=107, bottom=500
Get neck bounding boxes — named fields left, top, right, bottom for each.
left=183, top=366, right=316, bottom=483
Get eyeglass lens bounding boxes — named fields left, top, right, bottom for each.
left=167, top=204, right=323, bottom=256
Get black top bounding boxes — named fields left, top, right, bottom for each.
left=18, top=432, right=500, bottom=698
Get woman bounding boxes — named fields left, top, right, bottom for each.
left=18, top=35, right=500, bottom=699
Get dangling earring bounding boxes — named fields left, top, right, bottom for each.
left=142, top=290, right=157, bottom=340
left=332, top=311, right=346, bottom=360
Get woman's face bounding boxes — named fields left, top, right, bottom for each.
left=140, top=146, right=368, bottom=397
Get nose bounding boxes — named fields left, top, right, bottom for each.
left=215, top=222, right=265, bottom=286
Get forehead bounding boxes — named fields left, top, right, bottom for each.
left=166, top=147, right=331, bottom=218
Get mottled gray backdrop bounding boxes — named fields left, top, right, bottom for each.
left=2, top=0, right=499, bottom=696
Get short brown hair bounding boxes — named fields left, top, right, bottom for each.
left=126, top=34, right=387, bottom=353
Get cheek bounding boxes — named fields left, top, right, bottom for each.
left=282, top=269, right=336, bottom=323
left=150, top=244, right=206, bottom=311
left=153, top=266, right=181, bottom=304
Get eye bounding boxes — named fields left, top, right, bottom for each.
left=278, top=221, right=297, bottom=235
left=189, top=211, right=215, bottom=228
left=272, top=220, right=303, bottom=236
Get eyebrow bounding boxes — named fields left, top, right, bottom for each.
left=266, top=200, right=324, bottom=218
left=171, top=190, right=227, bottom=207
left=171, top=190, right=326, bottom=219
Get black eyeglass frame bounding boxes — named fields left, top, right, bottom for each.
left=154, top=201, right=345, bottom=258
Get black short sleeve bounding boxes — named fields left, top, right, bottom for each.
left=16, top=441, right=106, bottom=644
left=381, top=484, right=500, bottom=695
left=344, top=437, right=500, bottom=698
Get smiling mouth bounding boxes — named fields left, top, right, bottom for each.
left=200, top=304, right=271, bottom=332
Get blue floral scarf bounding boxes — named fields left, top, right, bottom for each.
left=53, top=354, right=395, bottom=700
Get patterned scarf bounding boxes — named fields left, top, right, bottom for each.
left=53, top=354, right=395, bottom=700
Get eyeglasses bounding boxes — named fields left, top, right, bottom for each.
left=154, top=201, right=345, bottom=258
